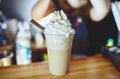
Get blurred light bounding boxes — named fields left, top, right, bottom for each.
left=106, top=38, right=114, bottom=47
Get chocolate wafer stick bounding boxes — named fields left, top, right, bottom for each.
left=30, top=19, right=45, bottom=31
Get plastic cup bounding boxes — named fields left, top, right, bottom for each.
left=45, top=34, right=74, bottom=76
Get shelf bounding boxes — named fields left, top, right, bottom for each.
left=0, top=44, right=47, bottom=53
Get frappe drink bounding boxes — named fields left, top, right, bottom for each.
left=38, top=10, right=75, bottom=76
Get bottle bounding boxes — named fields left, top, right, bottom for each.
left=15, top=21, right=31, bottom=65
left=35, top=31, right=45, bottom=48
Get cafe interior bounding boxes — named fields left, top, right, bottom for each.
left=0, top=0, right=120, bottom=79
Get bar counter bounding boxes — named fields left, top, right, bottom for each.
left=0, top=54, right=120, bottom=79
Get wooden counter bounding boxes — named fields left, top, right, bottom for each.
left=0, top=55, right=120, bottom=79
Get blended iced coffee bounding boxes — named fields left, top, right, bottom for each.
left=38, top=10, right=75, bottom=76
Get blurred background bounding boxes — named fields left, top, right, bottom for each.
left=0, top=0, right=119, bottom=66
left=0, top=0, right=47, bottom=66
left=0, top=0, right=38, bottom=21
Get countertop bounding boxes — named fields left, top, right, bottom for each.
left=0, top=54, right=120, bottom=79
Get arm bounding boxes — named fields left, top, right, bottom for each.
left=89, top=0, right=111, bottom=21
left=31, top=0, right=51, bottom=20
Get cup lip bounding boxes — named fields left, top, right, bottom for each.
left=45, top=35, right=74, bottom=41
left=45, top=33, right=74, bottom=37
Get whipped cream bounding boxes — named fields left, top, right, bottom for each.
left=38, top=10, right=75, bottom=38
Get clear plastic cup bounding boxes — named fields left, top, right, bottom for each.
left=45, top=34, right=74, bottom=76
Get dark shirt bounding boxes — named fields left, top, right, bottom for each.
left=84, top=9, right=118, bottom=55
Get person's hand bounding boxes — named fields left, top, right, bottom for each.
left=89, top=0, right=111, bottom=21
